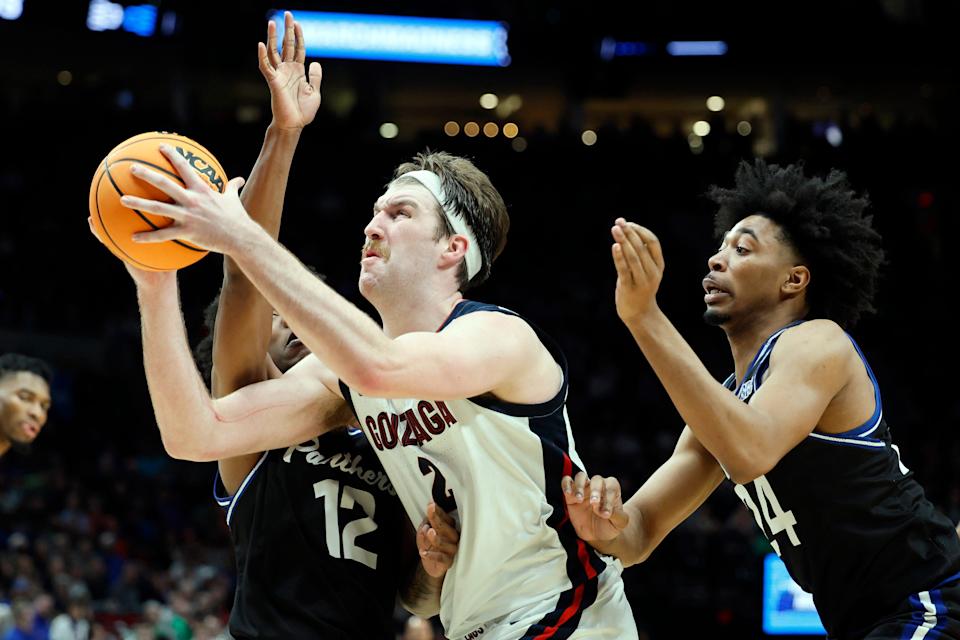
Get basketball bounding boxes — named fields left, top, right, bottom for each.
left=88, top=132, right=227, bottom=271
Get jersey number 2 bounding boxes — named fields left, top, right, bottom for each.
left=734, top=476, right=800, bottom=556
left=313, top=479, right=378, bottom=570
left=418, top=457, right=458, bottom=513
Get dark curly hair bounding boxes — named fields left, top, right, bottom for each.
left=0, top=353, right=53, bottom=385
left=709, top=160, right=884, bottom=328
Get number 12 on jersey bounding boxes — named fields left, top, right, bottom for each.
left=734, top=476, right=801, bottom=556
left=313, top=479, right=378, bottom=569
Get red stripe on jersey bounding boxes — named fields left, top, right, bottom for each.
left=532, top=584, right=585, bottom=640
left=526, top=453, right=599, bottom=638
left=558, top=453, right=573, bottom=526
left=578, top=539, right=599, bottom=581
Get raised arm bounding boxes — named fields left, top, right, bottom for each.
left=214, top=10, right=321, bottom=393
left=134, top=272, right=345, bottom=462
left=610, top=220, right=853, bottom=483
left=563, top=427, right=724, bottom=567
left=213, top=12, right=322, bottom=492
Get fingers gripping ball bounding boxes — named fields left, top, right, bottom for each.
left=88, top=132, right=227, bottom=271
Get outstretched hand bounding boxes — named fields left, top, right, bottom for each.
left=562, top=471, right=630, bottom=545
left=611, top=218, right=665, bottom=323
left=417, top=502, right=460, bottom=578
left=259, top=11, right=322, bottom=130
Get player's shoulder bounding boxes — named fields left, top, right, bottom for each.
left=445, top=302, right=529, bottom=333
left=772, top=319, right=853, bottom=367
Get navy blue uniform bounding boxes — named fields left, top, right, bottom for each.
left=728, top=322, right=960, bottom=639
left=214, top=427, right=407, bottom=640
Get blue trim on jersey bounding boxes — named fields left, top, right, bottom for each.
left=807, top=432, right=886, bottom=449
left=823, top=334, right=883, bottom=439
left=211, top=451, right=270, bottom=527
left=901, top=593, right=926, bottom=640
left=213, top=473, right=232, bottom=507
left=733, top=320, right=805, bottom=394
left=936, top=572, right=960, bottom=589
left=900, top=589, right=947, bottom=640
left=730, top=322, right=891, bottom=452
left=722, top=373, right=736, bottom=390
left=932, top=588, right=948, bottom=638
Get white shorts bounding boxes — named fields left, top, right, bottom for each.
left=450, top=556, right=639, bottom=640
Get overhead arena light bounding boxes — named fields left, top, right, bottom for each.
left=271, top=10, right=510, bottom=67
left=666, top=41, right=728, bottom=56
left=0, top=0, right=23, bottom=20
left=599, top=38, right=651, bottom=61
left=86, top=0, right=157, bottom=36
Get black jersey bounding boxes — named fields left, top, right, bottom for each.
left=213, top=427, right=407, bottom=640
left=726, top=322, right=960, bottom=639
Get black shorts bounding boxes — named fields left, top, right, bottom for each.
left=856, top=575, right=960, bottom=640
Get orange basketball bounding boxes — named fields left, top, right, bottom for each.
left=88, top=132, right=228, bottom=271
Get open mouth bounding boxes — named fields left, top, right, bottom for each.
left=702, top=277, right=730, bottom=303
left=21, top=422, right=39, bottom=439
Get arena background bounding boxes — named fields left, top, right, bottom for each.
left=2, top=1, right=958, bottom=638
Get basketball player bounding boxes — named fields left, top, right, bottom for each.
left=165, top=13, right=456, bottom=638
left=115, top=141, right=638, bottom=635
left=0, top=353, right=52, bottom=458
left=562, top=161, right=960, bottom=639
left=195, top=301, right=459, bottom=638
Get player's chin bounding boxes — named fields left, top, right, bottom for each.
left=358, top=273, right=379, bottom=294
left=703, top=307, right=732, bottom=327
left=12, top=433, right=37, bottom=445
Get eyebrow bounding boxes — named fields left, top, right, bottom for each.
left=724, top=227, right=759, bottom=244
left=373, top=197, right=422, bottom=213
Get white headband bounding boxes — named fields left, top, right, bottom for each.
left=400, top=170, right=482, bottom=281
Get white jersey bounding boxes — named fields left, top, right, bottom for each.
left=340, top=301, right=637, bottom=640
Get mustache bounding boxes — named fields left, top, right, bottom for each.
left=360, top=240, right=390, bottom=260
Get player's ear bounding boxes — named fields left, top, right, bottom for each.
left=438, top=235, right=468, bottom=270
left=783, top=265, right=810, bottom=297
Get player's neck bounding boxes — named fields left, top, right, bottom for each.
left=725, top=308, right=805, bottom=384
left=377, top=288, right=464, bottom=338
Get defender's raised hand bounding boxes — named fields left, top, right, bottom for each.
left=611, top=218, right=664, bottom=323
left=562, top=471, right=630, bottom=545
left=417, top=502, right=460, bottom=578
left=259, top=11, right=322, bottom=130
